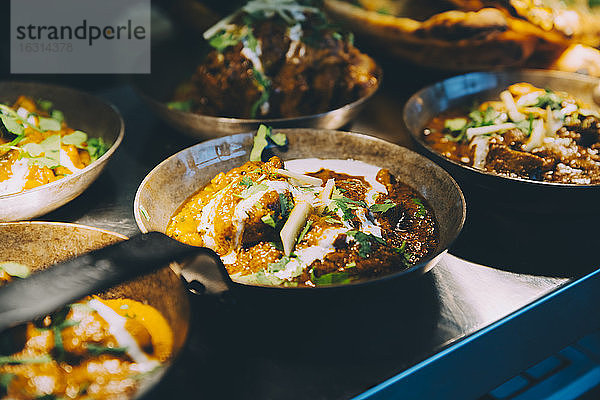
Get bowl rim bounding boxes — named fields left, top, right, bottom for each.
left=134, top=128, right=467, bottom=290
left=0, top=80, right=125, bottom=200
left=132, top=57, right=383, bottom=125
left=403, top=68, right=600, bottom=190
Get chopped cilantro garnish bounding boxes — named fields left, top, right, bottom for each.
left=239, top=176, right=254, bottom=188
left=346, top=230, right=385, bottom=258
left=87, top=137, right=109, bottom=162
left=209, top=30, right=243, bottom=51
left=0, top=355, right=52, bottom=366
left=324, top=216, right=342, bottom=224
left=279, top=192, right=294, bottom=219
left=85, top=344, right=128, bottom=356
left=412, top=198, right=427, bottom=217
left=250, top=68, right=272, bottom=118
left=297, top=220, right=313, bottom=243
left=261, top=214, right=277, bottom=228
left=369, top=199, right=396, bottom=213
left=312, top=270, right=352, bottom=286
left=534, top=89, right=563, bottom=110
left=515, top=113, right=535, bottom=137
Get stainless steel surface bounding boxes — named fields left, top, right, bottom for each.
left=134, top=129, right=465, bottom=288
left=36, top=79, right=595, bottom=399
left=0, top=221, right=190, bottom=400
left=0, top=82, right=124, bottom=222
left=132, top=40, right=381, bottom=138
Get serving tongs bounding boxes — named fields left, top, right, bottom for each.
left=0, top=232, right=230, bottom=333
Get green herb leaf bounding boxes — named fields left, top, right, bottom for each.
left=0, top=262, right=30, bottom=278
left=166, top=100, right=194, bottom=112
left=62, top=130, right=88, bottom=148
left=38, top=117, right=61, bottom=132
left=412, top=198, right=427, bottom=217
left=261, top=214, right=277, bottom=228
left=369, top=199, right=396, bottom=213
left=297, top=220, right=313, bottom=243
left=534, top=90, right=563, bottom=110
left=239, top=176, right=254, bottom=188
left=85, top=343, right=128, bottom=356
left=279, top=192, right=294, bottom=219
left=209, top=31, right=242, bottom=51
left=0, top=354, right=52, bottom=365
left=313, top=270, right=352, bottom=286
left=324, top=216, right=342, bottom=224
left=250, top=69, right=272, bottom=118
left=87, top=137, right=108, bottom=162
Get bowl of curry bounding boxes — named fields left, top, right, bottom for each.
left=0, top=221, right=190, bottom=400
left=134, top=128, right=465, bottom=289
left=133, top=0, right=381, bottom=138
left=404, top=69, right=600, bottom=212
left=0, top=82, right=124, bottom=222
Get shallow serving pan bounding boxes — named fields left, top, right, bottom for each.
left=134, top=129, right=466, bottom=291
left=404, top=69, right=600, bottom=214
left=0, top=221, right=190, bottom=399
left=0, top=82, right=124, bottom=222
left=132, top=41, right=381, bottom=139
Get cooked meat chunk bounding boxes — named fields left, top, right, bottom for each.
left=485, top=143, right=544, bottom=178
left=173, top=15, right=379, bottom=119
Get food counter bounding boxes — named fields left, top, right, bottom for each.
left=32, top=60, right=600, bottom=398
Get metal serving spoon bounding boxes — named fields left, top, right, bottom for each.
left=0, top=232, right=228, bottom=333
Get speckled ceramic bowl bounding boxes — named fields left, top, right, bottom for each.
left=134, top=129, right=466, bottom=288
left=0, top=221, right=190, bottom=399
left=0, top=82, right=124, bottom=222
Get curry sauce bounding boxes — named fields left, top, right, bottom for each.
left=167, top=156, right=438, bottom=287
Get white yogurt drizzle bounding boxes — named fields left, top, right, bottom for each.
left=195, top=159, right=389, bottom=282
left=87, top=299, right=160, bottom=372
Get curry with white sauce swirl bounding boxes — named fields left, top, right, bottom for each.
left=166, top=156, right=439, bottom=287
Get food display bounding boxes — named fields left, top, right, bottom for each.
left=0, top=263, right=173, bottom=400
left=0, top=96, right=108, bottom=196
left=423, top=82, right=600, bottom=184
left=166, top=127, right=438, bottom=287
left=168, top=0, right=379, bottom=119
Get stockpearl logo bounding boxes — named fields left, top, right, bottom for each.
left=11, top=0, right=150, bottom=74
